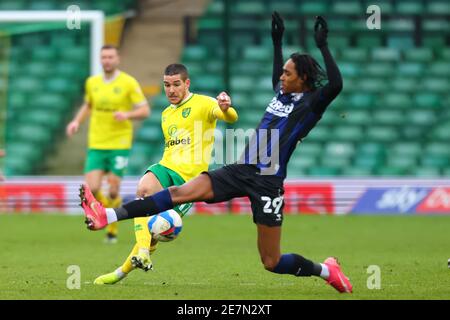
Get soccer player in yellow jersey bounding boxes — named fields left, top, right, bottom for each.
left=66, top=45, right=150, bottom=243
left=93, top=63, right=238, bottom=284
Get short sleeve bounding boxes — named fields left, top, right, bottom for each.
left=129, top=77, right=147, bottom=107
left=84, top=78, right=91, bottom=104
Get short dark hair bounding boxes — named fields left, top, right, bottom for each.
left=101, top=44, right=119, bottom=53
left=290, top=53, right=326, bottom=90
left=164, top=63, right=189, bottom=80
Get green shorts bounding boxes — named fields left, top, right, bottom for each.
left=146, top=163, right=193, bottom=217
left=84, top=149, right=130, bottom=177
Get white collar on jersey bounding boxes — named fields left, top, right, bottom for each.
left=102, top=70, right=120, bottom=83
left=171, top=92, right=193, bottom=108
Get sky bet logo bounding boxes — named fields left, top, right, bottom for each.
left=165, top=136, right=191, bottom=148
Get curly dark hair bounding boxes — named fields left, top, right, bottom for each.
left=290, top=53, right=327, bottom=90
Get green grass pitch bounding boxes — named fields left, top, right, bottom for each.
left=0, top=214, right=449, bottom=300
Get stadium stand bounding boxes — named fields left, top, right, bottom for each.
left=2, top=0, right=137, bottom=175
left=132, top=0, right=449, bottom=177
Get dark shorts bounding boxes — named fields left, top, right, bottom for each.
left=203, top=164, right=285, bottom=227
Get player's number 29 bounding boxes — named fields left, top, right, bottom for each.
left=261, top=196, right=283, bottom=214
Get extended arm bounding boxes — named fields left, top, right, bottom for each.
left=271, top=12, right=284, bottom=91
left=312, top=16, right=343, bottom=115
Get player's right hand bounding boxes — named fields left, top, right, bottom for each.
left=271, top=11, right=284, bottom=45
left=66, top=120, right=79, bottom=137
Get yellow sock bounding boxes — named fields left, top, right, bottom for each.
left=106, top=196, right=122, bottom=237
left=134, top=217, right=152, bottom=249
left=93, top=190, right=108, bottom=207
left=121, top=244, right=139, bottom=274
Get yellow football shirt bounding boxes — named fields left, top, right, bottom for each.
left=84, top=71, right=146, bottom=149
left=159, top=93, right=225, bottom=181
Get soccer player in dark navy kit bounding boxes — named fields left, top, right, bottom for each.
left=80, top=13, right=352, bottom=293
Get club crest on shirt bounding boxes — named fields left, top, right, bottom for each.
left=182, top=107, right=191, bottom=118
left=113, top=87, right=122, bottom=94
left=168, top=125, right=177, bottom=137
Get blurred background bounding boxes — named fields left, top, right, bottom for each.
left=0, top=0, right=449, bottom=179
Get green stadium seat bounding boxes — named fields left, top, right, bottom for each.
left=298, top=2, right=328, bottom=15
left=421, top=156, right=449, bottom=169
left=373, top=110, right=404, bottom=125
left=10, top=77, right=42, bottom=93
left=402, top=127, right=426, bottom=140
left=14, top=124, right=52, bottom=145
left=342, top=167, right=373, bottom=176
left=365, top=62, right=393, bottom=77
left=414, top=93, right=442, bottom=109
left=413, top=167, right=441, bottom=178
left=29, top=1, right=57, bottom=10
left=198, top=17, right=223, bottom=31
left=397, top=63, right=425, bottom=78
left=429, top=62, right=450, bottom=77
left=55, top=62, right=88, bottom=80
left=386, top=19, right=415, bottom=32
left=268, top=1, right=296, bottom=14
left=45, top=78, right=79, bottom=98
left=357, top=35, right=383, bottom=49
left=422, top=36, right=447, bottom=49
left=324, top=142, right=355, bottom=158
left=340, top=48, right=368, bottom=62
left=391, top=142, right=422, bottom=157
left=390, top=78, right=416, bottom=94
left=321, top=156, right=350, bottom=169
left=366, top=126, right=399, bottom=142
left=371, top=48, right=401, bottom=62
left=354, top=153, right=384, bottom=171
left=364, top=0, right=394, bottom=14
left=195, top=75, right=225, bottom=93
left=437, top=48, right=450, bottom=60
left=404, top=48, right=433, bottom=63
left=347, top=93, right=376, bottom=109
left=308, top=166, right=340, bottom=177
left=305, top=126, right=332, bottom=142
left=342, top=110, right=372, bottom=126
left=252, top=92, right=276, bottom=109
left=396, top=1, right=424, bottom=14
left=422, top=19, right=450, bottom=33
left=232, top=1, right=266, bottom=15
left=430, top=126, right=450, bottom=141
left=357, top=79, right=387, bottom=93
left=425, top=142, right=450, bottom=157
left=320, top=111, right=342, bottom=126
left=136, top=126, right=163, bottom=143
left=298, top=142, right=322, bottom=157
left=31, top=93, right=69, bottom=112
left=357, top=142, right=385, bottom=157
left=387, top=36, right=414, bottom=50
left=32, top=47, right=57, bottom=62
left=288, top=155, right=316, bottom=170
left=205, top=1, right=223, bottom=14
left=332, top=125, right=364, bottom=142
left=408, top=110, right=436, bottom=126
left=422, top=78, right=450, bottom=94
left=0, top=0, right=27, bottom=10
left=182, top=46, right=208, bottom=62
left=427, top=1, right=450, bottom=15
left=230, top=76, right=254, bottom=94
left=243, top=46, right=271, bottom=62
left=59, top=47, right=89, bottom=64
left=27, top=62, right=54, bottom=78
left=386, top=156, right=417, bottom=171
left=332, top=2, right=362, bottom=14
left=376, top=167, right=408, bottom=176
left=20, top=110, right=62, bottom=131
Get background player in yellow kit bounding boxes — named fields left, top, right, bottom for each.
left=66, top=45, right=150, bottom=243
left=93, top=63, right=238, bottom=284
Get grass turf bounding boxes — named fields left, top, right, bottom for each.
left=0, top=214, right=449, bottom=300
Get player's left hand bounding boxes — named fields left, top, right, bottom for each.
left=217, top=92, right=231, bottom=111
left=271, top=11, right=284, bottom=45
left=314, top=15, right=328, bottom=48
left=114, top=112, right=129, bottom=121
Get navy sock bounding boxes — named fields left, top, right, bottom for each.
left=114, top=189, right=174, bottom=221
left=272, top=254, right=322, bottom=277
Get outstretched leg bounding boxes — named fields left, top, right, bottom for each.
left=256, top=224, right=352, bottom=293
left=80, top=173, right=214, bottom=230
